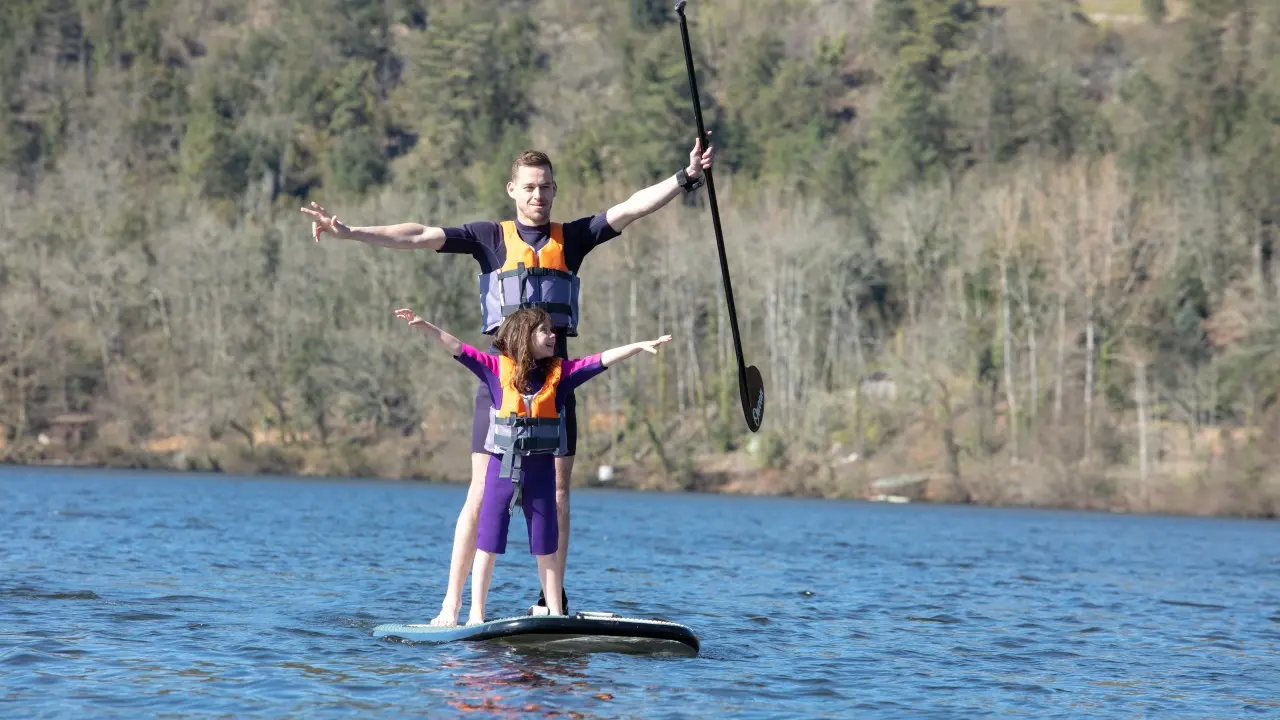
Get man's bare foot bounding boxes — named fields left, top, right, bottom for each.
left=465, top=611, right=485, bottom=626
left=428, top=603, right=460, bottom=627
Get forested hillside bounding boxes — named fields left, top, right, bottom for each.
left=3, top=0, right=1279, bottom=516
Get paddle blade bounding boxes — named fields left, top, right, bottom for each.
left=742, top=365, right=765, bottom=432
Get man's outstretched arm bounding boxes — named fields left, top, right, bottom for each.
left=300, top=202, right=446, bottom=250
left=605, top=135, right=714, bottom=233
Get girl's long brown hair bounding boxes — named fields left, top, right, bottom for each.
left=492, top=307, right=554, bottom=395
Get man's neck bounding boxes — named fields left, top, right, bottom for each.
left=515, top=213, right=550, bottom=228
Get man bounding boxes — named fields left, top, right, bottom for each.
left=301, top=136, right=713, bottom=626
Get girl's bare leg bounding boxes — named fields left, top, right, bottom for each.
left=429, top=453, right=489, bottom=626
left=468, top=550, right=498, bottom=625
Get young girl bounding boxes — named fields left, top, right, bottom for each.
left=394, top=305, right=671, bottom=625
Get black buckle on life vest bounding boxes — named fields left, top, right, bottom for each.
left=496, top=266, right=573, bottom=279
left=501, top=301, right=573, bottom=317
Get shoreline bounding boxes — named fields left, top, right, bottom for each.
left=5, top=436, right=1277, bottom=521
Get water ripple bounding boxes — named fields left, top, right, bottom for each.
left=1, top=468, right=1278, bottom=718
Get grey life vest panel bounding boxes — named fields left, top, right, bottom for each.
left=484, top=405, right=567, bottom=465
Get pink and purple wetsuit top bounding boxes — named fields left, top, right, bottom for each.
left=453, top=343, right=608, bottom=556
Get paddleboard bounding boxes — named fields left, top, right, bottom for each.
left=373, top=610, right=699, bottom=656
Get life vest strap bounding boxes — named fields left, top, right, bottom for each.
left=494, top=435, right=560, bottom=453
left=494, top=416, right=561, bottom=428
left=501, top=301, right=574, bottom=317
left=510, top=436, right=561, bottom=453
left=509, top=478, right=522, bottom=515
left=502, top=453, right=523, bottom=515
left=496, top=266, right=575, bottom=281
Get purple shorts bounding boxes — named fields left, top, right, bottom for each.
left=476, top=453, right=557, bottom=555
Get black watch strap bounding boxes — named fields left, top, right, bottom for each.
left=677, top=168, right=704, bottom=193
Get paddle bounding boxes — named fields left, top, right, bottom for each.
left=674, top=0, right=766, bottom=433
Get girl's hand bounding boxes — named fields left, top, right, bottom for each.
left=599, top=335, right=673, bottom=368
left=394, top=308, right=426, bottom=327
left=392, top=308, right=459, bottom=354
left=638, top=335, right=673, bottom=354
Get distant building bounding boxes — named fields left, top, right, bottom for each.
left=46, top=413, right=97, bottom=449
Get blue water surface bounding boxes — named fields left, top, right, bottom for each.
left=2, top=466, right=1278, bottom=718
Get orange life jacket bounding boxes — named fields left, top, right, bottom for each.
left=485, top=355, right=566, bottom=481
left=478, top=221, right=581, bottom=335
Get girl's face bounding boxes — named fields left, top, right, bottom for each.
left=530, top=323, right=556, bottom=360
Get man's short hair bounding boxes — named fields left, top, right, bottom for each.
left=511, top=150, right=554, bottom=181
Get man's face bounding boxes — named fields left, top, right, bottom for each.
left=507, top=165, right=556, bottom=225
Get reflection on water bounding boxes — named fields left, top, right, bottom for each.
left=437, top=649, right=596, bottom=716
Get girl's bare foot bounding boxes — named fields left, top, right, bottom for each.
left=428, top=603, right=460, bottom=627
left=465, top=610, right=485, bottom=626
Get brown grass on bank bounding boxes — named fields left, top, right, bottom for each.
left=6, top=402, right=1279, bottom=520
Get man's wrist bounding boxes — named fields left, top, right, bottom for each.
left=676, top=167, right=704, bottom=193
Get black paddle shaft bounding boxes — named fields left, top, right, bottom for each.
left=674, top=0, right=765, bottom=433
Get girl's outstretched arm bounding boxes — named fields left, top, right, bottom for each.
left=599, top=335, right=672, bottom=367
left=394, top=308, right=462, bottom=356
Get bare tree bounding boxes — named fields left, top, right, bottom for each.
left=994, top=186, right=1022, bottom=461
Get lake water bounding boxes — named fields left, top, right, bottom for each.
left=2, top=466, right=1278, bottom=718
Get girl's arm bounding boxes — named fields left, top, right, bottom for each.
left=394, top=308, right=462, bottom=356
left=600, top=335, right=672, bottom=367
left=559, top=335, right=674, bottom=395
left=395, top=308, right=500, bottom=386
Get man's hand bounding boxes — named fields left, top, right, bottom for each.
left=685, top=133, right=714, bottom=180
left=394, top=308, right=427, bottom=327
left=300, top=202, right=352, bottom=242
left=604, top=132, right=719, bottom=232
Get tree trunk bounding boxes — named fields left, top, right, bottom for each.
left=16, top=323, right=27, bottom=436
left=1084, top=290, right=1095, bottom=464
left=1019, top=262, right=1039, bottom=426
left=628, top=270, right=639, bottom=437
left=821, top=289, right=841, bottom=392
left=1134, top=356, right=1149, bottom=503
left=936, top=380, right=962, bottom=481
left=656, top=283, right=667, bottom=426
left=684, top=313, right=704, bottom=411
left=86, top=290, right=117, bottom=403
left=608, top=274, right=620, bottom=464
left=1054, top=289, right=1065, bottom=428
left=766, top=276, right=779, bottom=426
left=850, top=296, right=867, bottom=456
left=999, top=250, right=1019, bottom=461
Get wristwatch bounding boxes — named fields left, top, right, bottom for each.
left=676, top=167, right=704, bottom=193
